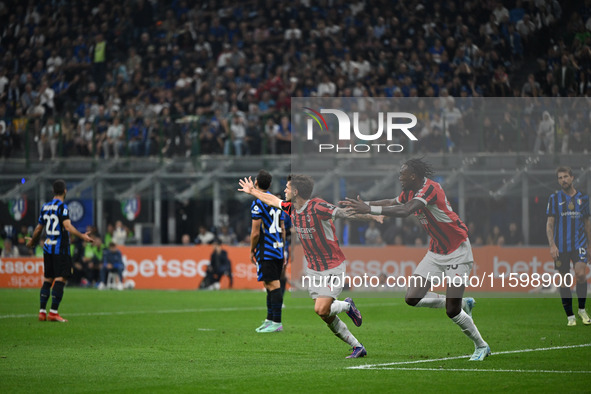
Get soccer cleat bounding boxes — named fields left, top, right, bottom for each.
left=578, top=310, right=591, bottom=325
left=258, top=322, right=283, bottom=333
left=469, top=345, right=491, bottom=361
left=462, top=297, right=475, bottom=317
left=567, top=316, right=577, bottom=326
left=344, top=297, right=362, bottom=327
left=47, top=312, right=68, bottom=322
left=346, top=345, right=367, bottom=359
left=38, top=311, right=47, bottom=321
left=255, top=319, right=272, bottom=332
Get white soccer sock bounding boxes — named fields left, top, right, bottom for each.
left=451, top=310, right=487, bottom=348
left=329, top=300, right=351, bottom=316
left=328, top=316, right=361, bottom=348
left=415, top=292, right=446, bottom=308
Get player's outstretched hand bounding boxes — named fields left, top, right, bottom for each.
left=238, top=176, right=255, bottom=195
left=345, top=195, right=370, bottom=214
left=82, top=232, right=93, bottom=244
left=374, top=215, right=385, bottom=224
left=24, top=236, right=35, bottom=249
left=339, top=199, right=353, bottom=207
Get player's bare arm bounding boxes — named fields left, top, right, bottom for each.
left=546, top=216, right=558, bottom=260
left=281, top=221, right=288, bottom=267
left=585, top=216, right=591, bottom=253
left=250, top=218, right=261, bottom=265
left=26, top=224, right=44, bottom=249
left=63, top=219, right=93, bottom=243
left=340, top=198, right=398, bottom=207
left=345, top=195, right=424, bottom=218
left=333, top=207, right=384, bottom=224
left=239, top=176, right=282, bottom=208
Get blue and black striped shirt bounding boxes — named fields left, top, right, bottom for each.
left=547, top=191, right=590, bottom=253
left=251, top=193, right=284, bottom=261
left=38, top=198, right=71, bottom=255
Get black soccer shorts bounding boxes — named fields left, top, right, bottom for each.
left=43, top=253, right=73, bottom=279
left=555, top=249, right=588, bottom=274
left=256, top=258, right=284, bottom=282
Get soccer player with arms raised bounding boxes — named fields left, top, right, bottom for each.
left=546, top=166, right=591, bottom=326
left=343, top=158, right=490, bottom=361
left=239, top=174, right=381, bottom=358
left=26, top=179, right=93, bottom=322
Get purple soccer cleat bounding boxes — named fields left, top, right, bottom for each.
left=346, top=345, right=367, bottom=359
left=345, top=297, right=362, bottom=327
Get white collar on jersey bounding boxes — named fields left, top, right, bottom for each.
left=296, top=199, right=310, bottom=214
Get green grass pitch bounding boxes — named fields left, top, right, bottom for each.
left=1, top=288, right=590, bottom=393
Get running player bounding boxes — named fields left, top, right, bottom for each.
left=250, top=170, right=286, bottom=333
left=26, top=179, right=93, bottom=322
left=546, top=166, right=591, bottom=326
left=239, top=174, right=381, bottom=358
left=343, top=158, right=490, bottom=361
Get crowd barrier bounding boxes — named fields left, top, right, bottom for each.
left=1, top=246, right=589, bottom=291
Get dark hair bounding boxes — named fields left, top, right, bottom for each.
left=287, top=174, right=314, bottom=200
left=53, top=179, right=66, bottom=196
left=556, top=166, right=573, bottom=177
left=404, top=158, right=435, bottom=179
left=256, top=169, right=272, bottom=190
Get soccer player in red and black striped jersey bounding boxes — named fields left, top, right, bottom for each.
left=344, top=158, right=490, bottom=361
left=26, top=179, right=93, bottom=322
left=239, top=174, right=382, bottom=359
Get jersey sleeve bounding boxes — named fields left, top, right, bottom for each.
left=251, top=201, right=262, bottom=219
left=546, top=194, right=555, bottom=217
left=315, top=201, right=337, bottom=220
left=280, top=200, right=292, bottom=215
left=414, top=183, right=437, bottom=206
left=60, top=203, right=70, bottom=221
left=583, top=195, right=590, bottom=218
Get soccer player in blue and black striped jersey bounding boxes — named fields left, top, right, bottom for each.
left=26, top=179, right=93, bottom=322
left=546, top=166, right=591, bottom=326
left=250, top=170, right=285, bottom=333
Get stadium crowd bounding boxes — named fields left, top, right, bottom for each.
left=0, top=0, right=589, bottom=160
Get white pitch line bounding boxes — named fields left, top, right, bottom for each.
left=371, top=367, right=591, bottom=374
left=348, top=343, right=591, bottom=370
left=0, top=306, right=270, bottom=319
left=0, top=302, right=398, bottom=320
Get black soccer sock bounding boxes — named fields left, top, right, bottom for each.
left=50, top=281, right=66, bottom=312
left=269, top=288, right=283, bottom=323
left=40, top=281, right=52, bottom=310
left=576, top=281, right=587, bottom=310
left=280, top=277, right=287, bottom=297
left=559, top=286, right=573, bottom=316
left=266, top=290, right=273, bottom=321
